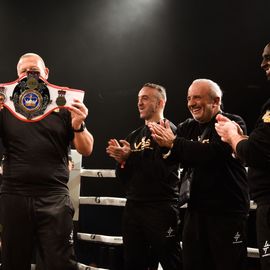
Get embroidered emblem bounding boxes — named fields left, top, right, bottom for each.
left=232, top=231, right=243, bottom=244
left=10, top=71, right=52, bottom=120
left=133, top=136, right=153, bottom=151
left=165, top=227, right=175, bottom=238
left=262, top=110, right=270, bottom=123
left=262, top=240, right=270, bottom=257
left=197, top=136, right=209, bottom=143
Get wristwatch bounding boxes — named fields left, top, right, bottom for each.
left=73, top=122, right=86, bottom=132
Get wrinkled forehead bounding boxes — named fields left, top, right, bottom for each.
left=188, top=82, right=209, bottom=96
left=17, top=55, right=46, bottom=71
left=138, top=87, right=159, bottom=98
left=18, top=55, right=42, bottom=65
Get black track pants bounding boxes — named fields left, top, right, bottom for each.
left=0, top=194, right=78, bottom=270
left=122, top=201, right=183, bottom=270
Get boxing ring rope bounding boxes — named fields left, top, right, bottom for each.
left=0, top=151, right=260, bottom=270
left=30, top=264, right=109, bottom=270
left=77, top=233, right=123, bottom=245
left=80, top=169, right=116, bottom=178
left=29, top=262, right=110, bottom=270
left=77, top=263, right=109, bottom=270
left=77, top=168, right=260, bottom=260
left=80, top=196, right=126, bottom=207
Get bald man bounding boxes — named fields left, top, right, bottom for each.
left=148, top=79, right=249, bottom=270
left=0, top=53, right=93, bottom=270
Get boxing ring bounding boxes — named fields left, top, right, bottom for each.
left=66, top=151, right=260, bottom=270
left=3, top=150, right=256, bottom=270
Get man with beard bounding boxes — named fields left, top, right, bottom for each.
left=106, top=83, right=182, bottom=270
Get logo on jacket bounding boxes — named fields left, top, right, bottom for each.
left=262, top=110, right=270, bottom=123
left=165, top=227, right=175, bottom=238
left=262, top=240, right=270, bottom=257
left=133, top=136, right=153, bottom=151
left=197, top=136, right=209, bottom=143
left=232, top=232, right=243, bottom=244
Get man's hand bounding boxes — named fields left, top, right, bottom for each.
left=147, top=120, right=176, bottom=148
left=106, top=139, right=131, bottom=164
left=68, top=99, right=88, bottom=129
left=68, top=99, right=94, bottom=156
left=215, top=114, right=247, bottom=151
left=215, top=114, right=244, bottom=144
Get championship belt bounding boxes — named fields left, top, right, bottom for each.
left=0, top=71, right=85, bottom=122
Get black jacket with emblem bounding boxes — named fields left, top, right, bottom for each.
left=116, top=121, right=180, bottom=202
left=170, top=112, right=249, bottom=215
left=236, top=99, right=270, bottom=205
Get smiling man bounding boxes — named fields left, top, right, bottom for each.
left=0, top=53, right=94, bottom=270
left=148, top=78, right=249, bottom=270
left=261, top=42, right=270, bottom=80
left=106, top=83, right=182, bottom=270
left=187, top=79, right=222, bottom=123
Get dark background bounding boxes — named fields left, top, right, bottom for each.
left=0, top=0, right=269, bottom=170
left=0, top=0, right=268, bottom=268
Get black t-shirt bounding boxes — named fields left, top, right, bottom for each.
left=0, top=108, right=74, bottom=196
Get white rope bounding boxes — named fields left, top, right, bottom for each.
left=79, top=196, right=256, bottom=211
left=80, top=196, right=126, bottom=207
left=79, top=196, right=188, bottom=208
left=78, top=197, right=256, bottom=211
left=2, top=247, right=260, bottom=270
left=80, top=168, right=249, bottom=178
left=78, top=168, right=260, bottom=261
left=77, top=233, right=259, bottom=259
left=79, top=169, right=257, bottom=211
left=77, top=232, right=123, bottom=245
left=247, top=247, right=260, bottom=258
left=26, top=263, right=109, bottom=270
left=78, top=262, right=109, bottom=270
left=80, top=169, right=116, bottom=178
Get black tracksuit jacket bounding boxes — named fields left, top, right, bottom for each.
left=116, top=121, right=180, bottom=202
left=236, top=99, right=270, bottom=206
left=171, top=112, right=249, bottom=215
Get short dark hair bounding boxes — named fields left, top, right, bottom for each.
left=143, top=83, right=167, bottom=102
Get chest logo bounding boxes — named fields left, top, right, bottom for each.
left=133, top=136, right=152, bottom=151
left=262, top=110, right=270, bottom=123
